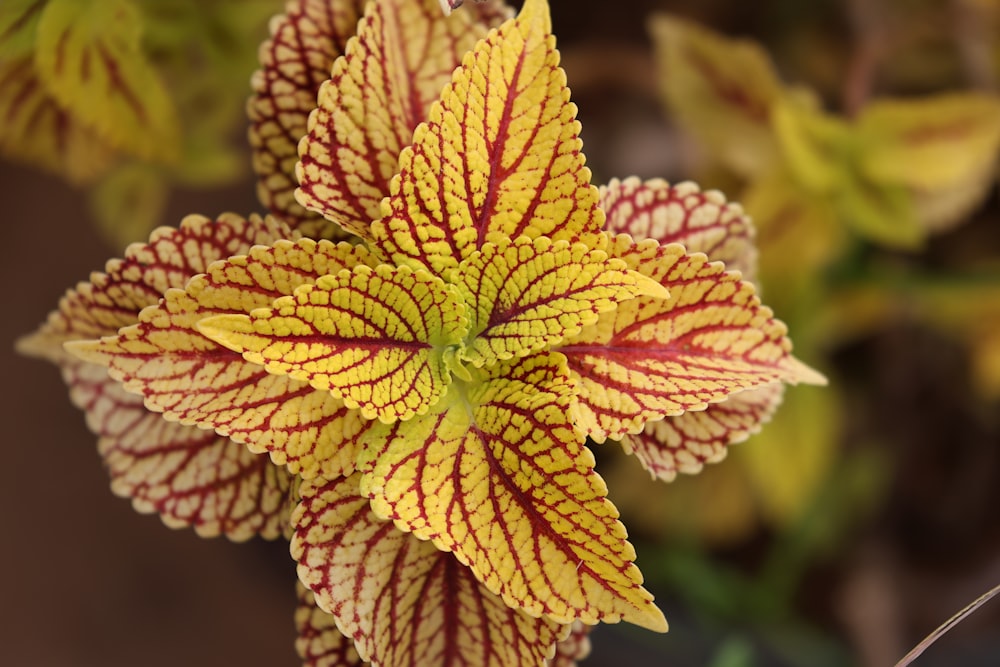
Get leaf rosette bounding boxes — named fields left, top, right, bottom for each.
left=21, top=0, right=825, bottom=664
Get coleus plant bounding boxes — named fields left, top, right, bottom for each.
left=18, top=0, right=824, bottom=664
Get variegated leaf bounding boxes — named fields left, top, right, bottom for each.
left=295, top=583, right=365, bottom=667
left=621, top=383, right=785, bottom=482
left=34, top=0, right=180, bottom=162
left=371, top=0, right=605, bottom=278
left=248, top=0, right=368, bottom=234
left=18, top=215, right=300, bottom=539
left=0, top=57, right=116, bottom=185
left=68, top=218, right=376, bottom=481
left=600, top=177, right=757, bottom=283
left=292, top=473, right=569, bottom=667
left=296, top=0, right=509, bottom=240
left=455, top=235, right=666, bottom=368
left=562, top=236, right=824, bottom=442
left=80, top=362, right=294, bottom=540
left=199, top=264, right=468, bottom=423
left=20, top=212, right=294, bottom=365
left=357, top=352, right=667, bottom=631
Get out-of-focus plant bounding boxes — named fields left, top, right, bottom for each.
left=0, top=0, right=280, bottom=244
left=17, top=0, right=825, bottom=664
left=636, top=10, right=1000, bottom=547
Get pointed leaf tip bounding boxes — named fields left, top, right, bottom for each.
left=783, top=357, right=827, bottom=386
left=521, top=0, right=552, bottom=32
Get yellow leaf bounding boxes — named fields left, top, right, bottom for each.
left=771, top=96, right=852, bottom=195
left=249, top=0, right=368, bottom=234
left=562, top=236, right=824, bottom=442
left=357, top=352, right=668, bottom=631
left=34, top=0, right=181, bottom=162
left=67, top=215, right=374, bottom=481
left=737, top=385, right=839, bottom=528
left=648, top=14, right=785, bottom=177
left=292, top=473, right=569, bottom=667
left=371, top=0, right=605, bottom=278
left=0, top=57, right=117, bottom=185
left=199, top=264, right=468, bottom=424
left=739, top=166, right=847, bottom=283
left=455, top=235, right=665, bottom=368
left=858, top=93, right=1000, bottom=191
left=600, top=177, right=758, bottom=283
left=296, top=0, right=508, bottom=240
left=837, top=174, right=924, bottom=249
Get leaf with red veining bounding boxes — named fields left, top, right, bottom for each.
left=561, top=235, right=824, bottom=442
left=18, top=215, right=302, bottom=539
left=600, top=177, right=757, bottom=282
left=292, top=473, right=568, bottom=667
left=455, top=235, right=665, bottom=369
left=78, top=361, right=294, bottom=539
left=295, top=582, right=365, bottom=667
left=34, top=0, right=180, bottom=162
left=0, top=57, right=116, bottom=185
left=623, top=383, right=785, bottom=482
left=199, top=264, right=467, bottom=424
left=357, top=351, right=667, bottom=630
left=550, top=621, right=593, bottom=667
left=370, top=0, right=604, bottom=278
left=248, top=0, right=367, bottom=235
left=66, top=215, right=376, bottom=481
left=20, top=212, right=295, bottom=365
left=295, top=0, right=508, bottom=240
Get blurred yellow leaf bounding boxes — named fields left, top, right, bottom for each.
left=772, top=96, right=852, bottom=195
left=0, top=57, right=117, bottom=185
left=0, top=0, right=43, bottom=59
left=34, top=0, right=181, bottom=162
left=858, top=94, right=1000, bottom=191
left=736, top=385, right=839, bottom=528
left=741, top=166, right=847, bottom=284
left=649, top=14, right=784, bottom=177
